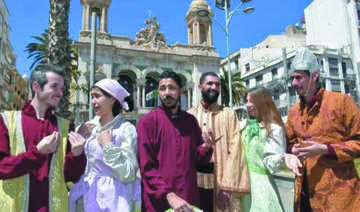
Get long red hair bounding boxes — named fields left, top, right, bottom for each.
left=245, top=87, right=285, bottom=137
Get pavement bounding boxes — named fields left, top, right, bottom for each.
left=273, top=171, right=295, bottom=212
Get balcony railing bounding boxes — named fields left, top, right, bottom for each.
left=344, top=73, right=356, bottom=80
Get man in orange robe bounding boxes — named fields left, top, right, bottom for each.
left=286, top=48, right=360, bottom=212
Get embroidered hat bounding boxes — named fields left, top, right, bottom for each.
left=290, top=47, right=320, bottom=74
left=94, top=78, right=130, bottom=110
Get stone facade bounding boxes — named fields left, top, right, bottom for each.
left=220, top=0, right=359, bottom=120
left=239, top=46, right=355, bottom=121
left=75, top=0, right=220, bottom=124
left=7, top=69, right=29, bottom=110
left=305, top=0, right=360, bottom=101
left=0, top=0, right=27, bottom=112
left=0, top=0, right=12, bottom=110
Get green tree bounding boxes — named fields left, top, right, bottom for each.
left=220, top=69, right=247, bottom=107
left=26, top=29, right=82, bottom=90
left=25, top=29, right=49, bottom=70
left=46, top=0, right=72, bottom=118
left=26, top=0, right=84, bottom=118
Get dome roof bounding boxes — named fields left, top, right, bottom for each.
left=190, top=0, right=209, bottom=9
left=80, top=0, right=111, bottom=7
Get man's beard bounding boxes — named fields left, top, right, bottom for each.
left=202, top=90, right=219, bottom=105
left=160, top=95, right=180, bottom=111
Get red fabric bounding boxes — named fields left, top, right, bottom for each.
left=0, top=103, right=86, bottom=212
left=137, top=105, right=213, bottom=212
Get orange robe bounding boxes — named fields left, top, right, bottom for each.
left=188, top=102, right=250, bottom=212
left=286, top=88, right=360, bottom=212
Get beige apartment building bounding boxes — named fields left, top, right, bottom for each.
left=0, top=0, right=29, bottom=112
left=221, top=0, right=360, bottom=121
left=7, top=68, right=29, bottom=110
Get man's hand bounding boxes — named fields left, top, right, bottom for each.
left=77, top=123, right=95, bottom=137
left=97, top=128, right=113, bottom=147
left=295, top=140, right=328, bottom=160
left=167, top=192, right=194, bottom=212
left=68, top=132, right=86, bottom=156
left=36, top=132, right=60, bottom=154
left=291, top=144, right=300, bottom=155
left=202, top=128, right=218, bottom=152
left=283, top=153, right=302, bottom=176
left=217, top=190, right=231, bottom=211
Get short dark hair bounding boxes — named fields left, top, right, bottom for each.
left=159, top=71, right=182, bottom=89
left=199, top=72, right=219, bottom=84
left=30, top=63, right=65, bottom=97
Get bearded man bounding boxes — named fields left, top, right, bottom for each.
left=188, top=72, right=250, bottom=212
left=137, top=71, right=215, bottom=212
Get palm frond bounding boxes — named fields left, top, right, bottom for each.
left=25, top=29, right=49, bottom=71
left=219, top=69, right=247, bottom=107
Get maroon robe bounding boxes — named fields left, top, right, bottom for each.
left=0, top=103, right=86, bottom=212
left=137, top=105, right=213, bottom=212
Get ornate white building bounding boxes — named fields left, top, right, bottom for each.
left=75, top=0, right=220, bottom=124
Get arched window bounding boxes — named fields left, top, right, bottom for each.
left=178, top=74, right=188, bottom=109
left=118, top=75, right=134, bottom=95
left=145, top=76, right=158, bottom=107
left=118, top=71, right=136, bottom=108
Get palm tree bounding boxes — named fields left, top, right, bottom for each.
left=46, top=0, right=72, bottom=118
left=25, top=29, right=49, bottom=70
left=220, top=69, right=247, bottom=107
left=26, top=29, right=81, bottom=90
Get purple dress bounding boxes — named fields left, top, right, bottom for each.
left=69, top=115, right=141, bottom=212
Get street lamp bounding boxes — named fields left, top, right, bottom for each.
left=89, top=8, right=100, bottom=120
left=214, top=0, right=254, bottom=108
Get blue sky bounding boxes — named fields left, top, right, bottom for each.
left=5, top=0, right=313, bottom=77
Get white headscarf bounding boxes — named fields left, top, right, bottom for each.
left=94, top=78, right=130, bottom=111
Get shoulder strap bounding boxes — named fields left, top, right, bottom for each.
left=48, top=115, right=69, bottom=212
left=0, top=111, right=29, bottom=212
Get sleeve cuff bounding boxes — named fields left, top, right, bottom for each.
left=287, top=143, right=295, bottom=153
left=102, top=143, right=114, bottom=152
left=325, top=142, right=338, bottom=160
left=30, top=145, right=45, bottom=157
left=28, top=146, right=47, bottom=164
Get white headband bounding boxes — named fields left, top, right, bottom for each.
left=94, top=78, right=130, bottom=110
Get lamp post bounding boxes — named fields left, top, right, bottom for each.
left=89, top=8, right=99, bottom=120
left=214, top=0, right=254, bottom=108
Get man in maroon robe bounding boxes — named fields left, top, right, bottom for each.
left=138, top=71, right=214, bottom=212
left=0, top=63, right=86, bottom=212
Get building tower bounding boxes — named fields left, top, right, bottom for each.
left=186, top=0, right=213, bottom=46
left=80, top=0, right=111, bottom=33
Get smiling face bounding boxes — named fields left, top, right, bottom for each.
left=91, top=87, right=115, bottom=118
left=33, top=72, right=64, bottom=109
left=199, top=75, right=220, bottom=105
left=245, top=93, right=258, bottom=119
left=158, top=78, right=182, bottom=112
